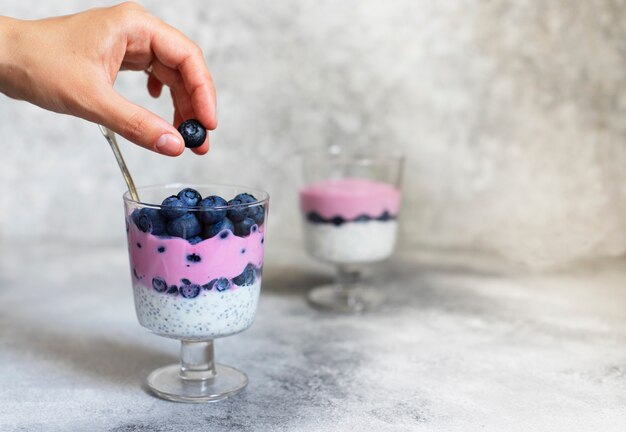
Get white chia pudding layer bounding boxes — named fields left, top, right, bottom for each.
left=303, top=220, right=398, bottom=264
left=133, top=280, right=261, bottom=340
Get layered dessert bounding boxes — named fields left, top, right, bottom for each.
left=299, top=178, right=401, bottom=263
left=126, top=188, right=266, bottom=340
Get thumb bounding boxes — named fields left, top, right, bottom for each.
left=94, top=90, right=185, bottom=156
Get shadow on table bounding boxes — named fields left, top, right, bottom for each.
left=2, top=316, right=175, bottom=387
left=260, top=263, right=331, bottom=297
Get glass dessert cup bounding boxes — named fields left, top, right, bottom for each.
left=123, top=184, right=269, bottom=402
left=299, top=147, right=404, bottom=313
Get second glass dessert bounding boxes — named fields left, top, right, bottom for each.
left=299, top=147, right=403, bottom=313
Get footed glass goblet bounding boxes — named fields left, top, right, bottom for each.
left=299, top=147, right=403, bottom=313
left=123, top=184, right=268, bottom=402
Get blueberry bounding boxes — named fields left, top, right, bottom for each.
left=202, top=280, right=216, bottom=291
left=188, top=236, right=203, bottom=245
left=306, top=212, right=325, bottom=224
left=232, top=263, right=257, bottom=286
left=180, top=279, right=191, bottom=286
left=198, top=195, right=228, bottom=224
left=167, top=285, right=179, bottom=295
left=354, top=214, right=371, bottom=223
left=187, top=253, right=201, bottom=263
left=130, top=209, right=141, bottom=226
left=234, top=218, right=256, bottom=237
left=214, top=278, right=231, bottom=292
left=220, top=231, right=230, bottom=239
left=227, top=193, right=257, bottom=222
left=136, top=208, right=166, bottom=235
left=180, top=284, right=201, bottom=299
left=177, top=119, right=206, bottom=149
left=161, top=195, right=188, bottom=219
left=202, top=217, right=234, bottom=239
left=152, top=277, right=167, bottom=293
left=177, top=188, right=202, bottom=207
left=331, top=216, right=345, bottom=226
left=248, top=204, right=265, bottom=226
left=167, top=213, right=201, bottom=239
left=378, top=211, right=393, bottom=222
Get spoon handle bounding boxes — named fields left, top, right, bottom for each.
left=98, top=125, right=140, bottom=202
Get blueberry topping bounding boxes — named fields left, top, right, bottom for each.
left=187, top=253, right=201, bottom=263
left=157, top=246, right=166, bottom=253
left=180, top=284, right=201, bottom=299
left=226, top=193, right=257, bottom=222
left=188, top=236, right=203, bottom=245
left=234, top=218, right=256, bottom=237
left=219, top=231, right=230, bottom=239
left=181, top=278, right=191, bottom=285
left=161, top=195, right=188, bottom=220
left=247, top=204, right=265, bottom=226
left=130, top=209, right=141, bottom=226
left=167, top=285, right=179, bottom=295
left=232, top=263, right=257, bottom=286
left=202, top=217, right=234, bottom=239
left=135, top=208, right=167, bottom=235
left=177, top=188, right=202, bottom=207
left=167, top=213, right=201, bottom=239
left=177, top=119, right=206, bottom=149
left=214, top=278, right=231, bottom=292
left=198, top=195, right=228, bottom=224
left=152, top=277, right=167, bottom=293
left=136, top=242, right=142, bottom=248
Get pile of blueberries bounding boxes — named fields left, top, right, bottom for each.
left=131, top=188, right=265, bottom=243
left=150, top=263, right=261, bottom=298
left=306, top=210, right=394, bottom=226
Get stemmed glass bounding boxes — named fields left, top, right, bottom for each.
left=123, top=184, right=269, bottom=402
left=299, top=147, right=403, bottom=313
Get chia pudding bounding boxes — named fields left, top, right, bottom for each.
left=126, top=187, right=267, bottom=340
left=299, top=178, right=401, bottom=264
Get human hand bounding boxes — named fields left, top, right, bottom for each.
left=0, top=2, right=216, bottom=156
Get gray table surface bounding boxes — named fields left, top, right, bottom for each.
left=0, top=241, right=625, bottom=432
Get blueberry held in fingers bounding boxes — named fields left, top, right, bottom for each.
left=177, top=119, right=206, bottom=149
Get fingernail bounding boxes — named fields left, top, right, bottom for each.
left=156, top=134, right=183, bottom=154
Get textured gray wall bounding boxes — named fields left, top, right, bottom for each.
left=1, top=0, right=626, bottom=268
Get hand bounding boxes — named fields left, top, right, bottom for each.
left=0, top=2, right=217, bottom=156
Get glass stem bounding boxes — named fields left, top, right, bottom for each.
left=335, top=264, right=361, bottom=300
left=179, top=340, right=216, bottom=381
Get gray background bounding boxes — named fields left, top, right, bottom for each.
left=1, top=0, right=626, bottom=268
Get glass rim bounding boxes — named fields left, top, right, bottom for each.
left=300, top=145, right=404, bottom=165
left=122, top=183, right=270, bottom=210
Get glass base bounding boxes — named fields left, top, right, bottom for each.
left=307, top=284, right=384, bottom=313
left=146, top=363, right=248, bottom=403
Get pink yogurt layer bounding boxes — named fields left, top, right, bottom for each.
left=127, top=223, right=265, bottom=287
left=299, top=177, right=401, bottom=220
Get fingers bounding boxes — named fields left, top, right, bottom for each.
left=95, top=88, right=184, bottom=156
left=146, top=17, right=217, bottom=131
left=146, top=73, right=163, bottom=98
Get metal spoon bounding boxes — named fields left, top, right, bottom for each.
left=98, top=125, right=140, bottom=201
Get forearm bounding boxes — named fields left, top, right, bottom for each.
left=0, top=16, right=26, bottom=99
